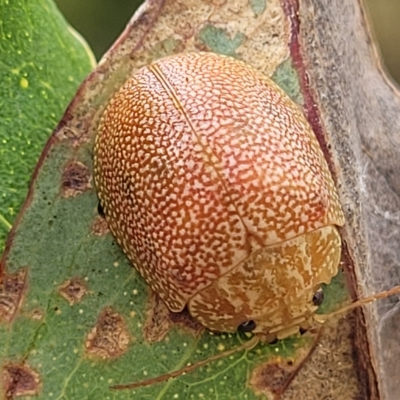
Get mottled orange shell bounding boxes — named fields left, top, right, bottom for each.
left=94, top=52, right=345, bottom=335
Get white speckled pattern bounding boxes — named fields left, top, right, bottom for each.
left=94, top=52, right=345, bottom=334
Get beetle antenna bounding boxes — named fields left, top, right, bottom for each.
left=314, top=284, right=400, bottom=323
left=110, top=335, right=260, bottom=390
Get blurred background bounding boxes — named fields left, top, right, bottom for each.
left=54, top=0, right=400, bottom=84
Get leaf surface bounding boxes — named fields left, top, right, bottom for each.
left=0, top=1, right=365, bottom=399
left=0, top=0, right=94, bottom=248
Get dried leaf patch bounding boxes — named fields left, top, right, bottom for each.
left=2, top=363, right=41, bottom=399
left=58, top=278, right=87, bottom=305
left=250, top=335, right=317, bottom=399
left=91, top=215, right=109, bottom=236
left=61, top=160, right=92, bottom=197
left=0, top=269, right=27, bottom=322
left=85, top=307, right=130, bottom=359
left=143, top=293, right=171, bottom=343
left=144, top=293, right=203, bottom=343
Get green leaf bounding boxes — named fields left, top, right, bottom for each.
left=0, top=0, right=95, bottom=249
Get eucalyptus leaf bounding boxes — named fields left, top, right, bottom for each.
left=0, top=1, right=367, bottom=399
left=0, top=0, right=94, bottom=249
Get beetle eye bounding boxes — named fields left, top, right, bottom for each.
left=312, top=288, right=324, bottom=306
left=238, top=320, right=256, bottom=332
left=98, top=201, right=105, bottom=217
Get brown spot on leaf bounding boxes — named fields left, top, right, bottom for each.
left=143, top=293, right=203, bottom=343
left=251, top=362, right=295, bottom=399
left=85, top=307, right=130, bottom=359
left=0, top=269, right=27, bottom=322
left=250, top=334, right=318, bottom=399
left=91, top=215, right=109, bottom=236
left=30, top=309, right=44, bottom=321
left=58, top=278, right=87, bottom=305
left=143, top=293, right=171, bottom=343
left=61, top=161, right=92, bottom=197
left=56, top=119, right=91, bottom=147
left=2, top=363, right=41, bottom=399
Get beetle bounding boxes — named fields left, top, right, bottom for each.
left=94, top=51, right=345, bottom=339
